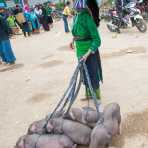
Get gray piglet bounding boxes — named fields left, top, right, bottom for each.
left=47, top=118, right=92, bottom=145
left=15, top=134, right=76, bottom=148
left=90, top=103, right=121, bottom=148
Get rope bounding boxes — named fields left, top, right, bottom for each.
left=82, top=62, right=101, bottom=115
left=48, top=62, right=81, bottom=120
left=47, top=61, right=101, bottom=122
left=66, top=72, right=82, bottom=114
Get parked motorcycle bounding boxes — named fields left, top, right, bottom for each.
left=107, top=2, right=147, bottom=33
left=51, top=9, right=63, bottom=21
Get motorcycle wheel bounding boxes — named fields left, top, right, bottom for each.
left=135, top=19, right=147, bottom=33
left=107, top=24, right=121, bottom=33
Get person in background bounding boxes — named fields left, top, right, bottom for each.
left=7, top=13, right=18, bottom=35
left=24, top=4, right=30, bottom=13
left=34, top=5, right=42, bottom=26
left=34, top=5, right=42, bottom=18
left=39, top=5, right=50, bottom=31
left=0, top=7, right=16, bottom=65
left=63, top=1, right=71, bottom=33
left=14, top=5, right=31, bottom=37
left=114, top=0, right=125, bottom=21
left=13, top=4, right=22, bottom=15
left=25, top=8, right=40, bottom=33
left=45, top=3, right=53, bottom=29
left=72, top=0, right=103, bottom=100
left=30, top=9, right=40, bottom=33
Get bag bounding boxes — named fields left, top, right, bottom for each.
left=15, top=12, right=26, bottom=24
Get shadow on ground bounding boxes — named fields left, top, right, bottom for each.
left=57, top=45, right=71, bottom=51
left=38, top=60, right=63, bottom=68
left=0, top=63, right=24, bottom=72
left=41, top=54, right=54, bottom=60
left=102, top=46, right=147, bottom=59
left=27, top=93, right=51, bottom=104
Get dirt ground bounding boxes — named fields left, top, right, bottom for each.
left=0, top=20, right=148, bottom=148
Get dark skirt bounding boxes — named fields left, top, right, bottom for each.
left=47, top=15, right=53, bottom=24
left=40, top=16, right=50, bottom=31
left=0, top=40, right=16, bottom=63
left=21, top=22, right=31, bottom=33
left=83, top=49, right=103, bottom=90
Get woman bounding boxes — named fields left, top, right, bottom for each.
left=25, top=9, right=40, bottom=33
left=0, top=10, right=16, bottom=65
left=14, top=5, right=31, bottom=37
left=30, top=10, right=40, bottom=33
left=63, top=1, right=71, bottom=33
left=45, top=3, right=53, bottom=28
left=72, top=0, right=102, bottom=100
left=7, top=13, right=18, bottom=35
left=38, top=5, right=50, bottom=31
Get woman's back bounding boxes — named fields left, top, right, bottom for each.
left=0, top=15, right=9, bottom=41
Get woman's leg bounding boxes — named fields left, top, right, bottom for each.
left=23, top=32, right=27, bottom=37
left=95, top=87, right=101, bottom=100
left=0, top=42, right=5, bottom=63
left=85, top=87, right=101, bottom=100
left=85, top=51, right=102, bottom=100
left=63, top=15, right=69, bottom=33
left=0, top=40, right=16, bottom=64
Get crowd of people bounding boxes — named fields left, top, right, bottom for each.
left=0, top=3, right=57, bottom=65
left=1, top=0, right=102, bottom=100
left=1, top=3, right=54, bottom=38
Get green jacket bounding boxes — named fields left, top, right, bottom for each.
left=7, top=16, right=16, bottom=28
left=72, top=9, right=101, bottom=58
left=45, top=6, right=52, bottom=16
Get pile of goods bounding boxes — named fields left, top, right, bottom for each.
left=15, top=103, right=121, bottom=148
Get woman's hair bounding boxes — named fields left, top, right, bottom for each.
left=66, top=1, right=71, bottom=6
left=86, top=0, right=100, bottom=27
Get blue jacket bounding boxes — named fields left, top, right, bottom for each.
left=0, top=14, right=10, bottom=41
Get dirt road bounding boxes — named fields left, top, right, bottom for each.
left=0, top=21, right=148, bottom=148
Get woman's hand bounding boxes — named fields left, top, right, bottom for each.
left=69, top=42, right=74, bottom=50
left=80, top=50, right=92, bottom=62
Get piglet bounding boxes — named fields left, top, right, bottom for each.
left=28, top=111, right=65, bottom=135
left=47, top=118, right=92, bottom=145
left=28, top=119, right=47, bottom=135
left=15, top=134, right=40, bottom=148
left=90, top=103, right=121, bottom=148
left=15, top=134, right=76, bottom=148
left=68, top=107, right=100, bottom=128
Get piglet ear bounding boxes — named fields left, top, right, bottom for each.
left=15, top=136, right=25, bottom=148
left=28, top=124, right=36, bottom=134
left=46, top=122, right=54, bottom=133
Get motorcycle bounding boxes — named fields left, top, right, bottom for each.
left=51, top=9, right=63, bottom=22
left=107, top=2, right=147, bottom=33
left=101, top=8, right=115, bottom=22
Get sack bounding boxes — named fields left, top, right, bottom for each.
left=15, top=13, right=26, bottom=24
